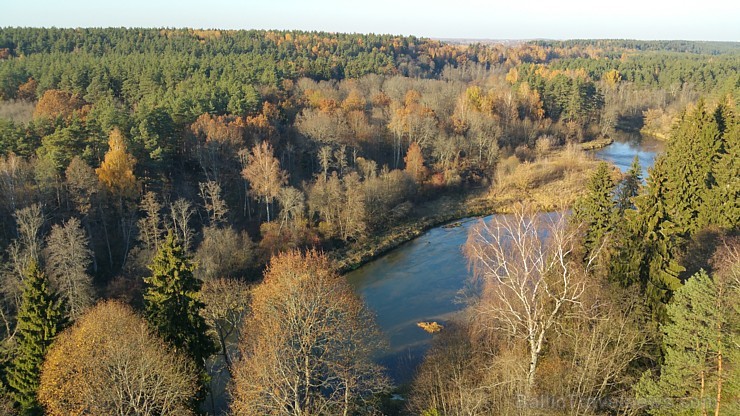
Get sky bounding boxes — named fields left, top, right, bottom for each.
left=1, top=0, right=739, bottom=41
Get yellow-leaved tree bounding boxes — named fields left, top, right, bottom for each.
left=39, top=301, right=198, bottom=415
left=96, top=128, right=138, bottom=201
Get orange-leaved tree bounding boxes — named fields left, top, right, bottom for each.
left=404, top=141, right=428, bottom=184
left=39, top=301, right=198, bottom=416
left=231, top=250, right=388, bottom=415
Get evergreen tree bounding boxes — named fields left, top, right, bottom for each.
left=636, top=270, right=739, bottom=416
left=616, top=156, right=642, bottom=214
left=573, top=162, right=616, bottom=259
left=7, top=262, right=66, bottom=415
left=662, top=101, right=721, bottom=235
left=701, top=101, right=739, bottom=228
left=629, top=158, right=684, bottom=322
left=143, top=231, right=215, bottom=366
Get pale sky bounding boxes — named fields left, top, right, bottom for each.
left=1, top=0, right=739, bottom=41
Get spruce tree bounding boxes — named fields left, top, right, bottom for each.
left=662, top=101, right=721, bottom=235
left=615, top=156, right=642, bottom=214
left=7, top=262, right=66, bottom=415
left=573, top=162, right=616, bottom=259
left=701, top=101, right=739, bottom=228
left=144, top=231, right=215, bottom=366
left=628, top=158, right=684, bottom=322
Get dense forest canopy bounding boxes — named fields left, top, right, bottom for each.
left=0, top=27, right=737, bottom=415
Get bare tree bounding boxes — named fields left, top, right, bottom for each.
left=194, top=226, right=253, bottom=281
left=44, top=217, right=95, bottom=320
left=410, top=321, right=491, bottom=416
left=168, top=198, right=194, bottom=251
left=1, top=204, right=45, bottom=334
left=464, top=204, right=592, bottom=395
left=199, top=180, right=229, bottom=226
left=137, top=191, right=163, bottom=251
left=276, top=186, right=305, bottom=230
left=231, top=250, right=388, bottom=416
left=0, top=153, right=33, bottom=214
left=13, top=204, right=44, bottom=268
left=240, top=141, right=288, bottom=222
left=200, top=278, right=252, bottom=375
left=317, top=146, right=333, bottom=179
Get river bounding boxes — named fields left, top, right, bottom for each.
left=346, top=133, right=665, bottom=383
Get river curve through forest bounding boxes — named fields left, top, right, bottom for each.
left=346, top=133, right=665, bottom=383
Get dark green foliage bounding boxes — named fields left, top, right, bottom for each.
left=661, top=101, right=721, bottom=235
left=6, top=262, right=66, bottom=415
left=573, top=162, right=616, bottom=259
left=615, top=156, right=641, bottom=214
left=701, top=102, right=739, bottom=228
left=625, top=159, right=684, bottom=321
left=143, top=231, right=215, bottom=366
left=609, top=101, right=738, bottom=322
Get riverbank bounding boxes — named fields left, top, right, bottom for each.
left=579, top=136, right=613, bottom=150
left=333, top=145, right=602, bottom=273
left=333, top=189, right=492, bottom=273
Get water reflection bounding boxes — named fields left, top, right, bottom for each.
left=594, top=132, right=664, bottom=178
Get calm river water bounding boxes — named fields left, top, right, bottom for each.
left=346, top=134, right=664, bottom=383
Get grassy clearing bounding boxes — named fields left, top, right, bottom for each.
left=490, top=144, right=601, bottom=212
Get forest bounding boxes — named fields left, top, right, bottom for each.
left=0, top=27, right=737, bottom=415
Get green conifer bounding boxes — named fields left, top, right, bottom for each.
left=7, top=262, right=66, bottom=415
left=701, top=101, right=739, bottom=228
left=573, top=162, right=616, bottom=259
left=630, top=159, right=684, bottom=322
left=143, top=231, right=215, bottom=366
left=662, top=100, right=721, bottom=235
left=636, top=270, right=739, bottom=415
left=616, top=156, right=642, bottom=214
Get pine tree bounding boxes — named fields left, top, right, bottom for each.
left=636, top=270, right=739, bottom=416
left=144, top=231, right=215, bottom=366
left=7, top=262, right=66, bottom=415
left=573, top=162, right=616, bottom=259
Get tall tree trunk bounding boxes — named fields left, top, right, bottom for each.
left=700, top=369, right=706, bottom=416
left=715, top=348, right=722, bottom=416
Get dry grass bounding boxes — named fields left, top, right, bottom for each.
left=0, top=100, right=35, bottom=123
left=491, top=144, right=601, bottom=212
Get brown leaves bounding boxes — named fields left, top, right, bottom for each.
left=33, top=89, right=85, bottom=120
left=39, top=301, right=198, bottom=416
left=231, top=250, right=388, bottom=415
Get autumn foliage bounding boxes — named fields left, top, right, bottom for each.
left=96, top=128, right=138, bottom=200
left=39, top=301, right=198, bottom=416
left=230, top=250, right=388, bottom=415
left=33, top=89, right=85, bottom=120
